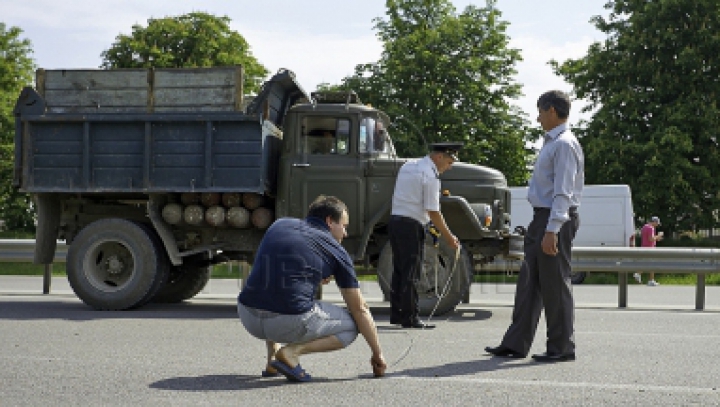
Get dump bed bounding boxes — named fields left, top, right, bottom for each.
left=13, top=67, right=307, bottom=194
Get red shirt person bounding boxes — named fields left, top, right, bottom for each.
left=635, top=216, right=663, bottom=286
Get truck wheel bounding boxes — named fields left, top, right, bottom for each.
left=67, top=219, right=169, bottom=310
left=570, top=271, right=587, bottom=284
left=377, top=239, right=472, bottom=317
left=152, top=266, right=210, bottom=303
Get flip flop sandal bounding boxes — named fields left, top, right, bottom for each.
left=261, top=369, right=280, bottom=377
left=269, top=360, right=312, bottom=382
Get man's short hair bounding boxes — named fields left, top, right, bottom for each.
left=308, top=195, right=347, bottom=222
left=537, top=90, right=571, bottom=119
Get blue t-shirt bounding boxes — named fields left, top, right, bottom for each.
left=237, top=216, right=359, bottom=314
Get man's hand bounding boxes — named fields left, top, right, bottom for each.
left=321, top=276, right=333, bottom=285
left=371, top=354, right=387, bottom=377
left=541, top=232, right=558, bottom=256
left=444, top=234, right=460, bottom=250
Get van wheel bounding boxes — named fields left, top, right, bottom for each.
left=67, top=219, right=169, bottom=310
left=377, top=239, right=472, bottom=316
left=153, top=266, right=210, bottom=303
left=570, top=271, right=586, bottom=284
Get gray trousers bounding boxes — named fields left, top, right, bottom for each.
left=237, top=301, right=359, bottom=348
left=501, top=207, right=579, bottom=356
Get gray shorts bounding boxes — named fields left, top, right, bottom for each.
left=237, top=301, right=359, bottom=348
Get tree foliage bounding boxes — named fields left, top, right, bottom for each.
left=0, top=23, right=35, bottom=232
left=552, top=0, right=720, bottom=233
left=101, top=12, right=268, bottom=93
left=338, top=0, right=535, bottom=185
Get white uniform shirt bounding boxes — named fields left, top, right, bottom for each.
left=391, top=156, right=441, bottom=224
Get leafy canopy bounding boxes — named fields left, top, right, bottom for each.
left=101, top=12, right=268, bottom=93
left=0, top=22, right=35, bottom=232
left=552, top=0, right=720, bottom=233
left=338, top=0, right=536, bottom=185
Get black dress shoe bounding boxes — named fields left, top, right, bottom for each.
left=484, top=345, right=526, bottom=358
left=401, top=320, right=436, bottom=329
left=390, top=316, right=402, bottom=325
left=531, top=352, right=576, bottom=362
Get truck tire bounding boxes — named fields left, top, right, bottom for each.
left=570, top=271, right=587, bottom=284
left=66, top=219, right=169, bottom=310
left=377, top=239, right=472, bottom=317
left=152, top=266, right=211, bottom=303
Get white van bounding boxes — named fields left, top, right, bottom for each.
left=509, top=184, right=635, bottom=283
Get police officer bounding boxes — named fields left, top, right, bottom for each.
left=389, top=142, right=462, bottom=329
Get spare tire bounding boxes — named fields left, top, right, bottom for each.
left=377, top=238, right=472, bottom=316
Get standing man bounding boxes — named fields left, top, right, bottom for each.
left=237, top=195, right=386, bottom=382
left=634, top=216, right=663, bottom=286
left=485, top=90, right=584, bottom=362
left=389, top=142, right=462, bottom=329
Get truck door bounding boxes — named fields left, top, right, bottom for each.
left=288, top=116, right=365, bottom=238
left=360, top=117, right=399, bottom=223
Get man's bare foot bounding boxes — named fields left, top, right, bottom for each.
left=275, top=346, right=300, bottom=368
left=264, top=364, right=278, bottom=375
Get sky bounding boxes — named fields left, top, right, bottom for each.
left=3, top=0, right=610, bottom=126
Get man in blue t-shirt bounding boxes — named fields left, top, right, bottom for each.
left=237, top=196, right=386, bottom=382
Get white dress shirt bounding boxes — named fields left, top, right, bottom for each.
left=527, top=123, right=585, bottom=233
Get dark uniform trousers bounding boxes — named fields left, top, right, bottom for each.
left=388, top=215, right=425, bottom=323
left=501, top=207, right=579, bottom=356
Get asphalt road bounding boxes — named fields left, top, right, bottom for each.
left=1, top=277, right=720, bottom=406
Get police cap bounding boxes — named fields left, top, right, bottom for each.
left=430, top=142, right=463, bottom=161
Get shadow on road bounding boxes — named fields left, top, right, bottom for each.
left=0, top=298, right=238, bottom=321
left=148, top=356, right=531, bottom=391
left=149, top=374, right=357, bottom=391
left=391, top=356, right=537, bottom=378
left=0, top=296, right=495, bottom=322
left=371, top=307, right=493, bottom=324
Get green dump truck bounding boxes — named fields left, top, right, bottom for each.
left=13, top=66, right=522, bottom=314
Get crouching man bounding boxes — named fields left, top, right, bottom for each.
left=237, top=195, right=387, bottom=382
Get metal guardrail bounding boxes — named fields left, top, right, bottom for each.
left=0, top=239, right=67, bottom=263
left=0, top=239, right=67, bottom=294
left=484, top=247, right=720, bottom=310
left=1, top=241, right=719, bottom=310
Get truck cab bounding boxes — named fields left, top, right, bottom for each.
left=273, top=91, right=522, bottom=313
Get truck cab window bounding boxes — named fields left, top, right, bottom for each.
left=360, top=117, right=391, bottom=155
left=302, top=118, right=350, bottom=155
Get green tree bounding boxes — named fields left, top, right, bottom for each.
left=552, top=0, right=720, bottom=233
left=340, top=0, right=535, bottom=185
left=0, top=23, right=35, bottom=233
left=101, top=12, right=268, bottom=94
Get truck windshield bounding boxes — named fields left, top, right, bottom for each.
left=360, top=116, right=394, bottom=156
left=301, top=117, right=350, bottom=155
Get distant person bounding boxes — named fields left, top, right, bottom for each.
left=634, top=216, right=663, bottom=286
left=237, top=195, right=386, bottom=382
left=389, top=142, right=462, bottom=329
left=485, top=90, right=584, bottom=363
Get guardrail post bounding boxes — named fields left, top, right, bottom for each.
left=43, top=263, right=52, bottom=294
left=618, top=272, right=628, bottom=308
left=696, top=273, right=706, bottom=310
